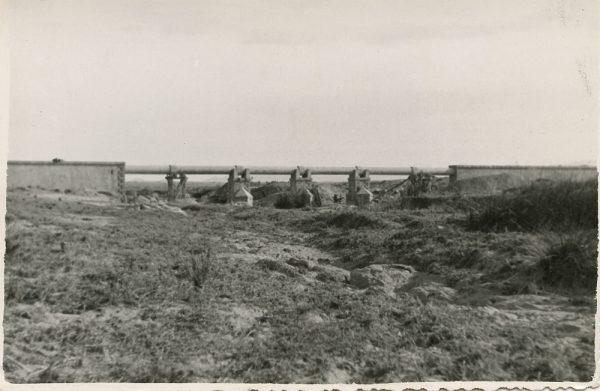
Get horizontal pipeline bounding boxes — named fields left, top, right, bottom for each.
left=125, top=165, right=453, bottom=176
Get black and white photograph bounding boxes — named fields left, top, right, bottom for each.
left=1, top=0, right=598, bottom=386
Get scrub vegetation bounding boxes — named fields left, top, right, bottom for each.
left=3, top=178, right=596, bottom=383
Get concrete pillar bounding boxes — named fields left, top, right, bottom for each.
left=165, top=173, right=176, bottom=202
left=347, top=170, right=356, bottom=205
left=180, top=173, right=187, bottom=198
left=290, top=169, right=300, bottom=193
left=227, top=167, right=253, bottom=206
left=290, top=167, right=312, bottom=193
left=347, top=168, right=372, bottom=205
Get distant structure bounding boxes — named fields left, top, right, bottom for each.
left=6, top=161, right=597, bottom=206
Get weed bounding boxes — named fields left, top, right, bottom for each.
left=326, top=211, right=385, bottom=229
left=378, top=197, right=433, bottom=210
left=183, top=241, right=213, bottom=289
left=446, top=247, right=484, bottom=268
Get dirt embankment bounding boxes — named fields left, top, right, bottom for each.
left=3, top=185, right=596, bottom=383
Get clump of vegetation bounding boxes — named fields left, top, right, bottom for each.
left=183, top=241, right=213, bottom=289
left=467, top=179, right=598, bottom=232
left=378, top=197, right=434, bottom=210
left=274, top=191, right=312, bottom=209
left=536, top=232, right=597, bottom=294
left=326, top=211, right=385, bottom=229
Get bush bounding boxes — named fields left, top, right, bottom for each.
left=537, top=232, right=597, bottom=294
left=467, top=179, right=598, bottom=232
left=274, top=191, right=311, bottom=209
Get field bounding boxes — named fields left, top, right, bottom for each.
left=3, top=178, right=597, bottom=383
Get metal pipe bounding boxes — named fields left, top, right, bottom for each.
left=125, top=165, right=452, bottom=176
left=170, top=165, right=238, bottom=174
left=126, top=165, right=172, bottom=174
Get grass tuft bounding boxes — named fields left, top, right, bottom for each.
left=536, top=232, right=597, bottom=294
left=183, top=241, right=213, bottom=289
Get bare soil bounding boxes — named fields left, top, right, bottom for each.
left=3, top=186, right=595, bottom=383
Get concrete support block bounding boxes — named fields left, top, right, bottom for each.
left=347, top=168, right=371, bottom=205
left=290, top=167, right=312, bottom=192
left=232, top=186, right=253, bottom=206
left=227, top=167, right=253, bottom=206
left=355, top=186, right=373, bottom=207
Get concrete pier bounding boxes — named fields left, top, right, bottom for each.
left=346, top=168, right=373, bottom=206
left=228, top=167, right=253, bottom=206
left=174, top=172, right=188, bottom=200
left=165, top=171, right=189, bottom=202
left=165, top=173, right=176, bottom=201
left=290, top=167, right=312, bottom=192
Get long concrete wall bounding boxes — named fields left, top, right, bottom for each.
left=6, top=161, right=125, bottom=195
left=449, top=165, right=597, bottom=183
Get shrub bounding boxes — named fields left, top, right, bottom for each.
left=274, top=191, right=311, bottom=209
left=467, top=179, right=598, bottom=232
left=537, top=232, right=597, bottom=294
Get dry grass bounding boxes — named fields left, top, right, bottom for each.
left=3, top=185, right=596, bottom=383
left=467, top=179, right=598, bottom=232
left=536, top=231, right=598, bottom=294
left=183, top=241, right=213, bottom=289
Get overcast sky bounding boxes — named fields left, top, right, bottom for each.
left=7, top=0, right=599, bottom=168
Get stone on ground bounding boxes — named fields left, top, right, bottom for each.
left=349, top=264, right=413, bottom=294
